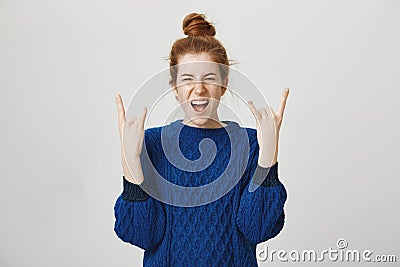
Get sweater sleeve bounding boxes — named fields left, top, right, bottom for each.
left=235, top=160, right=287, bottom=245
left=113, top=176, right=166, bottom=251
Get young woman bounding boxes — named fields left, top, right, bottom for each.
left=114, top=13, right=290, bottom=266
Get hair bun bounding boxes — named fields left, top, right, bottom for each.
left=182, top=13, right=216, bottom=37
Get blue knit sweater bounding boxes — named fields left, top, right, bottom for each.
left=114, top=119, right=287, bottom=266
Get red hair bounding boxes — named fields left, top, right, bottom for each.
left=169, top=13, right=230, bottom=85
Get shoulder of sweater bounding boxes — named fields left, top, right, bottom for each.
left=244, top=127, right=257, bottom=137
left=144, top=126, right=162, bottom=141
left=144, top=123, right=259, bottom=143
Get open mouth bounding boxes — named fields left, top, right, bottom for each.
left=191, top=99, right=209, bottom=113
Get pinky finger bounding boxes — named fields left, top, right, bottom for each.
left=248, top=100, right=262, bottom=121
left=140, top=107, right=147, bottom=129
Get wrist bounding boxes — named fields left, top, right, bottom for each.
left=258, top=146, right=278, bottom=168
left=122, top=176, right=149, bottom=202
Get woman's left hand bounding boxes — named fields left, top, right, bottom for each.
left=248, top=88, right=290, bottom=167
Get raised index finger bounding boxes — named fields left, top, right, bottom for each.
left=277, top=88, right=289, bottom=117
left=140, top=107, right=147, bottom=129
left=247, top=100, right=262, bottom=121
left=115, top=94, right=126, bottom=125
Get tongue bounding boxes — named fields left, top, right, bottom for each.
left=193, top=104, right=207, bottom=112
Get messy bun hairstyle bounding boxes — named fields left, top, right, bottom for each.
left=169, top=13, right=230, bottom=86
left=182, top=13, right=216, bottom=37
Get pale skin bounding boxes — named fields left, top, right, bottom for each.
left=248, top=88, right=290, bottom=168
left=116, top=94, right=147, bottom=184
left=115, top=54, right=290, bottom=183
left=172, top=53, right=228, bottom=129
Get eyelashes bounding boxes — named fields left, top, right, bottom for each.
left=181, top=77, right=216, bottom=82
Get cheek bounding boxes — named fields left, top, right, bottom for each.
left=178, top=89, right=191, bottom=99
left=212, top=90, right=223, bottom=99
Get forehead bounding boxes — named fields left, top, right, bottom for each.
left=176, top=53, right=220, bottom=76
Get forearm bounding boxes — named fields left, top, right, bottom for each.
left=115, top=152, right=166, bottom=250
left=236, top=162, right=287, bottom=244
left=121, top=148, right=144, bottom=184
left=114, top=192, right=166, bottom=250
left=258, top=134, right=279, bottom=168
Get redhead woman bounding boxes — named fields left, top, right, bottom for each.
left=114, top=13, right=289, bottom=267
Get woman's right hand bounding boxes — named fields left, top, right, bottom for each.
left=116, top=94, right=147, bottom=184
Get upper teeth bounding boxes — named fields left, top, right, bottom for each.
left=192, top=100, right=209, bottom=105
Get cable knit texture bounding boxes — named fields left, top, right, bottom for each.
left=114, top=119, right=287, bottom=266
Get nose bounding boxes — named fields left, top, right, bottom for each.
left=193, top=81, right=206, bottom=94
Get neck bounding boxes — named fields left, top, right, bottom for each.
left=182, top=115, right=227, bottom=129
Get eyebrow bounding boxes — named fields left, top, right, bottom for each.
left=180, top=72, right=217, bottom=77
left=204, top=72, right=217, bottom=77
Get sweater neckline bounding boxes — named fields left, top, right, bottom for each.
left=168, top=119, right=241, bottom=136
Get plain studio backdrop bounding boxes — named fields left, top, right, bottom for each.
left=1, top=0, right=399, bottom=266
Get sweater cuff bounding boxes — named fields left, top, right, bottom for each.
left=121, top=176, right=150, bottom=202
left=250, top=162, right=280, bottom=188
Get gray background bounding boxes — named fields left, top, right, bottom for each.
left=1, top=0, right=399, bottom=266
